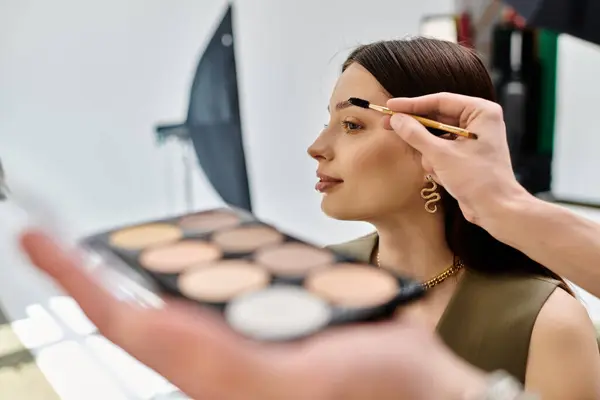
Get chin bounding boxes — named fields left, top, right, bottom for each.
left=321, top=197, right=368, bottom=221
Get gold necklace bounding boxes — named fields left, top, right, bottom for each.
left=376, top=250, right=464, bottom=290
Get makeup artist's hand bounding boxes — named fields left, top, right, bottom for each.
left=20, top=229, right=487, bottom=400
left=384, top=93, right=529, bottom=228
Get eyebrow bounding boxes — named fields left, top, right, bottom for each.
left=327, top=100, right=352, bottom=113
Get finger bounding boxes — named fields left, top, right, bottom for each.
left=390, top=113, right=445, bottom=156
left=382, top=114, right=392, bottom=130
left=387, top=92, right=497, bottom=123
left=162, top=296, right=236, bottom=333
left=387, top=92, right=474, bottom=117
left=121, top=303, right=273, bottom=399
left=20, top=230, right=123, bottom=330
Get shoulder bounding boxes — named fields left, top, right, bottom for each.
left=526, top=287, right=600, bottom=397
left=534, top=287, right=595, bottom=338
left=325, top=232, right=378, bottom=263
left=532, top=287, right=597, bottom=349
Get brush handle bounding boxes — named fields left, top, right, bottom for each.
left=411, top=115, right=477, bottom=139
left=371, top=104, right=476, bottom=139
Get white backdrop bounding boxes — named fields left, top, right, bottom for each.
left=552, top=35, right=600, bottom=204
left=0, top=0, right=453, bottom=245
left=0, top=0, right=228, bottom=239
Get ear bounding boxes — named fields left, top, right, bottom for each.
left=423, top=173, right=441, bottom=186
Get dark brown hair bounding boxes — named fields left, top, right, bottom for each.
left=343, top=37, right=569, bottom=289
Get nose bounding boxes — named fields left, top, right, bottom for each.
left=307, top=133, right=334, bottom=161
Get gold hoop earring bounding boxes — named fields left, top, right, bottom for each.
left=420, top=175, right=441, bottom=214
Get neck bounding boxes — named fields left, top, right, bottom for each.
left=370, top=207, right=454, bottom=282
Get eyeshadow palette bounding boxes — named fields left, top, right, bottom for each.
left=81, top=207, right=425, bottom=341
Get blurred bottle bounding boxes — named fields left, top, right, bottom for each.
left=501, top=29, right=527, bottom=169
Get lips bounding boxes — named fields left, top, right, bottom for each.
left=315, top=181, right=342, bottom=192
left=315, top=173, right=343, bottom=193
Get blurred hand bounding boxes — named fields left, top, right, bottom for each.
left=21, top=229, right=485, bottom=400
left=384, top=93, right=528, bottom=226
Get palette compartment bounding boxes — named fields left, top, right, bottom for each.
left=81, top=206, right=426, bottom=341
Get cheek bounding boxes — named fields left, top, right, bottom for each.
left=322, top=135, right=426, bottom=219
left=349, top=136, right=422, bottom=185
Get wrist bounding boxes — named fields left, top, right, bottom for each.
left=473, top=184, right=536, bottom=243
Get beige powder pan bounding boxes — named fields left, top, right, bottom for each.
left=254, top=243, right=334, bottom=277
left=305, top=264, right=399, bottom=308
left=179, top=210, right=240, bottom=232
left=178, top=260, right=270, bottom=303
left=212, top=225, right=284, bottom=253
left=139, top=241, right=222, bottom=273
left=109, top=223, right=183, bottom=250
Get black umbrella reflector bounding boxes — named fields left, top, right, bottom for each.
left=156, top=4, right=252, bottom=211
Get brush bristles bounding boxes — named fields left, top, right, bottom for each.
left=347, top=97, right=370, bottom=109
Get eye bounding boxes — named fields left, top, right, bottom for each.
left=341, top=119, right=363, bottom=134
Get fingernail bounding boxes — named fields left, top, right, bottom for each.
left=390, top=113, right=405, bottom=128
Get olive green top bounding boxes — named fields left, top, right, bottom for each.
left=327, top=232, right=560, bottom=384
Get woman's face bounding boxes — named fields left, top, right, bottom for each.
left=307, top=63, right=426, bottom=221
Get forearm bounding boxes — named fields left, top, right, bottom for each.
left=481, top=191, right=600, bottom=297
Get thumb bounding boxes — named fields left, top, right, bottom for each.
left=390, top=114, right=443, bottom=155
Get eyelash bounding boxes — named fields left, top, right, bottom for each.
left=322, top=120, right=364, bottom=134
left=341, top=119, right=363, bottom=134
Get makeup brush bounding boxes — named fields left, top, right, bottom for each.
left=347, top=97, right=478, bottom=140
